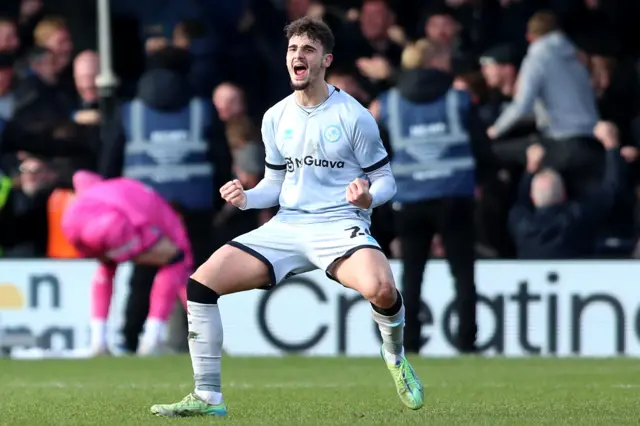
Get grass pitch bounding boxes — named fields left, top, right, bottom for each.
left=0, top=356, right=638, bottom=425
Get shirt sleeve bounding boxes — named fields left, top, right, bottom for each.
left=352, top=111, right=390, bottom=173
left=367, top=162, right=396, bottom=208
left=492, top=56, right=544, bottom=137
left=242, top=167, right=285, bottom=210
left=261, top=111, right=286, bottom=171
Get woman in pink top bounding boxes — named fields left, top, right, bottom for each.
left=62, top=171, right=191, bottom=356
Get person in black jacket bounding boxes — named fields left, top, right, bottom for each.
left=508, top=121, right=622, bottom=259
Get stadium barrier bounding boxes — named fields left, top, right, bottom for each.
left=0, top=259, right=638, bottom=357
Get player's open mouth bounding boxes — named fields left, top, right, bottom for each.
left=293, top=64, right=308, bottom=78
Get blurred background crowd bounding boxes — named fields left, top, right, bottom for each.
left=0, top=0, right=639, bottom=264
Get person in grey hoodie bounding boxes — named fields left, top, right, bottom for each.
left=488, top=11, right=599, bottom=140
left=488, top=11, right=603, bottom=197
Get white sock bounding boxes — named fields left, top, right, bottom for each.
left=195, top=389, right=224, bottom=405
left=90, top=320, right=107, bottom=350
left=141, top=318, right=167, bottom=348
left=188, top=301, right=223, bottom=399
left=371, top=300, right=406, bottom=365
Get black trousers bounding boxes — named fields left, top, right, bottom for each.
left=121, top=209, right=213, bottom=352
left=491, top=135, right=605, bottom=197
left=395, top=196, right=478, bottom=354
left=121, top=264, right=157, bottom=351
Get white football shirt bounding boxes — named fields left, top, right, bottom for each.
left=261, top=84, right=389, bottom=225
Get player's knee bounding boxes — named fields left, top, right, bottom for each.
left=190, top=249, right=225, bottom=289
left=191, top=262, right=210, bottom=285
left=361, top=276, right=396, bottom=308
left=187, top=277, right=220, bottom=304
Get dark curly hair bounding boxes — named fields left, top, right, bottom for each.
left=284, top=17, right=335, bottom=54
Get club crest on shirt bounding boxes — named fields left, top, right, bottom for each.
left=282, top=129, right=294, bottom=141
left=323, top=125, right=342, bottom=143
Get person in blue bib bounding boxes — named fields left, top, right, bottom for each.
left=370, top=39, right=491, bottom=355
left=113, top=46, right=232, bottom=353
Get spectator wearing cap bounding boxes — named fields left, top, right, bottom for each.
left=480, top=44, right=520, bottom=98
left=111, top=45, right=231, bottom=354
left=487, top=12, right=603, bottom=196
left=479, top=43, right=536, bottom=137
left=370, top=39, right=492, bottom=355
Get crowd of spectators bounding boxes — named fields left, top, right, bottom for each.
left=1, top=0, right=640, bottom=260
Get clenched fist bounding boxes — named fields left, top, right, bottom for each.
left=346, top=178, right=372, bottom=209
left=220, top=179, right=247, bottom=209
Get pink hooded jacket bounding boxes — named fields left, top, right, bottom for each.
left=62, top=171, right=192, bottom=265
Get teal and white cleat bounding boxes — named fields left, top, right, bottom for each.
left=381, top=347, right=424, bottom=410
left=150, top=393, right=227, bottom=417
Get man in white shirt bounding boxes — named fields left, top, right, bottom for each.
left=151, top=17, right=423, bottom=418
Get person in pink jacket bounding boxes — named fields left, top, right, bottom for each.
left=62, top=171, right=192, bottom=356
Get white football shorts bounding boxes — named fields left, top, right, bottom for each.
left=228, top=217, right=382, bottom=286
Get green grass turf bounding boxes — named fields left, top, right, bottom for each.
left=0, top=356, right=639, bottom=425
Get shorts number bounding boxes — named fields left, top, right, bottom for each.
left=344, top=226, right=371, bottom=239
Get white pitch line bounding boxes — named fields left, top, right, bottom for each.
left=2, top=381, right=365, bottom=390
left=612, top=384, right=640, bottom=389
left=3, top=382, right=640, bottom=390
